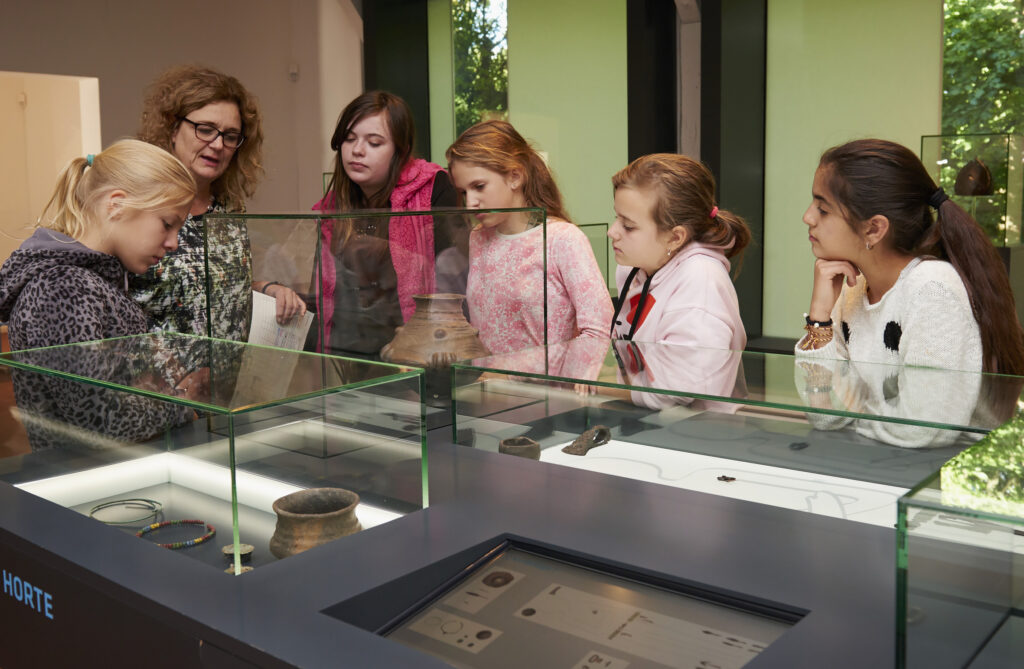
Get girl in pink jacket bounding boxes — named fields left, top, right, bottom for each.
left=608, top=154, right=750, bottom=408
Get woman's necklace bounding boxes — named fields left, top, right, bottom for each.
left=186, top=197, right=216, bottom=224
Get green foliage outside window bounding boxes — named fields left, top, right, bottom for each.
left=940, top=1, right=1024, bottom=245
left=453, top=0, right=509, bottom=136
left=942, top=0, right=1024, bottom=136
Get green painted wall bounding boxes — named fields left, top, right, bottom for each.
left=426, top=0, right=455, bottom=166
left=507, top=0, right=628, bottom=228
left=762, top=0, right=942, bottom=338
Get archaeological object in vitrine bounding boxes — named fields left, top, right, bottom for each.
left=562, top=425, right=611, bottom=456
left=380, top=293, right=489, bottom=369
left=498, top=436, right=541, bottom=460
left=954, top=157, right=994, bottom=196
left=269, top=488, right=362, bottom=558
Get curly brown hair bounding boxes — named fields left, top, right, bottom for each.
left=138, top=65, right=263, bottom=212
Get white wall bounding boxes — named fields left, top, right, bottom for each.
left=0, top=0, right=363, bottom=213
left=0, top=72, right=101, bottom=262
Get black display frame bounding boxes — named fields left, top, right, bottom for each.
left=370, top=536, right=806, bottom=638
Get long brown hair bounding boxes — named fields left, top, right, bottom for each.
left=445, top=120, right=571, bottom=223
left=325, top=91, right=416, bottom=211
left=138, top=65, right=263, bottom=212
left=611, top=153, right=750, bottom=267
left=820, top=138, right=1024, bottom=375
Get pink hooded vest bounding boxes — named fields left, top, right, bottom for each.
left=313, top=158, right=445, bottom=350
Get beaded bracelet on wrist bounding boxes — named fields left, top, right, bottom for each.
left=799, top=323, right=834, bottom=351
left=136, top=519, right=216, bottom=549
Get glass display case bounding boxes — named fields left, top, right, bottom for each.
left=0, top=332, right=426, bottom=575
left=578, top=221, right=613, bottom=291
left=205, top=207, right=560, bottom=428
left=452, top=339, right=1020, bottom=527
left=897, top=415, right=1024, bottom=668
left=920, top=133, right=1024, bottom=246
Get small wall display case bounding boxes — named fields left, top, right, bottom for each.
left=0, top=333, right=426, bottom=574
left=897, top=414, right=1024, bottom=668
left=452, top=339, right=1019, bottom=527
left=920, top=133, right=1024, bottom=246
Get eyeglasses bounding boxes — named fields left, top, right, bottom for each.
left=177, top=117, right=245, bottom=149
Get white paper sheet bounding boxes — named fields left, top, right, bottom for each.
left=247, top=290, right=313, bottom=350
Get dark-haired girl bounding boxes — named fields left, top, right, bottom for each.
left=796, top=138, right=1024, bottom=447
left=314, top=90, right=457, bottom=356
left=798, top=138, right=1024, bottom=374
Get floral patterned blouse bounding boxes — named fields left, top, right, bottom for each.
left=466, top=219, right=613, bottom=354
left=129, top=201, right=252, bottom=341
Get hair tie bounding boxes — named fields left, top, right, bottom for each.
left=710, top=206, right=719, bottom=219
left=928, top=187, right=948, bottom=209
left=85, top=154, right=95, bottom=167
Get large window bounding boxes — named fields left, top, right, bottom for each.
left=453, top=0, right=509, bottom=136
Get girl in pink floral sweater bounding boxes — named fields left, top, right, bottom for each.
left=446, top=121, right=613, bottom=354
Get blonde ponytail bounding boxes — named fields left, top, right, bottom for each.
left=37, top=139, right=196, bottom=241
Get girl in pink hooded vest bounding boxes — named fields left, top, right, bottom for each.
left=608, top=154, right=751, bottom=409
left=313, top=91, right=457, bottom=356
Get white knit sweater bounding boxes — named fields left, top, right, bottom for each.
left=794, top=257, right=983, bottom=448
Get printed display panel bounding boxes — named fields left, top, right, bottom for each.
left=384, top=544, right=798, bottom=669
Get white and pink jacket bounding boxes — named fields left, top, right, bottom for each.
left=612, top=242, right=746, bottom=410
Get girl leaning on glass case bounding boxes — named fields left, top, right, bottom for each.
left=446, top=120, right=613, bottom=355
left=0, top=140, right=204, bottom=450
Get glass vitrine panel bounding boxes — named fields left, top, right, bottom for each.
left=206, top=208, right=548, bottom=428
left=897, top=415, right=1024, bottom=668
left=920, top=133, right=1024, bottom=246
left=452, top=339, right=1020, bottom=527
left=0, top=333, right=426, bottom=575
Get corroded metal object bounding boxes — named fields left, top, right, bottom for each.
left=221, top=543, right=255, bottom=562
left=269, top=487, right=362, bottom=559
left=562, top=425, right=611, bottom=456
left=498, top=436, right=541, bottom=460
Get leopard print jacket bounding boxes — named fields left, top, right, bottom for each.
left=0, top=229, right=191, bottom=451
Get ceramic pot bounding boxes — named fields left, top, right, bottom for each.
left=269, top=487, right=362, bottom=559
left=380, top=293, right=490, bottom=368
left=380, top=293, right=490, bottom=399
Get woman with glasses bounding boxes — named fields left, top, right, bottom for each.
left=130, top=65, right=305, bottom=341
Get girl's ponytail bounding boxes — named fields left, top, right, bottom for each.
left=36, top=140, right=195, bottom=242
left=704, top=208, right=751, bottom=261
left=38, top=157, right=92, bottom=239
left=933, top=198, right=1024, bottom=375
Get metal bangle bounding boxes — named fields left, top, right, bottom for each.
left=88, top=498, right=163, bottom=525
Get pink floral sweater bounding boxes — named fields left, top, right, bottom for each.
left=466, top=220, right=613, bottom=354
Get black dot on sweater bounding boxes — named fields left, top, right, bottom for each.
left=841, top=321, right=851, bottom=344
left=883, top=321, right=902, bottom=352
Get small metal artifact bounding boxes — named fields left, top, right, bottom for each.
left=221, top=543, right=255, bottom=562
left=562, top=425, right=611, bottom=456
left=498, top=436, right=541, bottom=460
